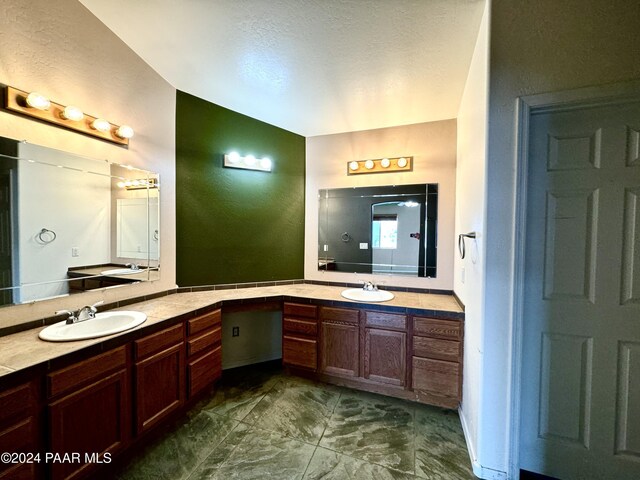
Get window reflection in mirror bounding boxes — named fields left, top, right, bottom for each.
left=318, top=184, right=437, bottom=277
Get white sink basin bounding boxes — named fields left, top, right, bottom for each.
left=39, top=311, right=147, bottom=342
left=101, top=268, right=141, bottom=276
left=341, top=288, right=395, bottom=302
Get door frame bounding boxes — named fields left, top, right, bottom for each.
left=508, top=79, right=640, bottom=479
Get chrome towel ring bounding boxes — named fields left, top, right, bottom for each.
left=37, top=228, right=57, bottom=244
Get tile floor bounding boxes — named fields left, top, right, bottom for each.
left=117, top=362, right=475, bottom=480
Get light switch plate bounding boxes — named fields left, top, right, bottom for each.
left=359, top=243, right=368, bottom=249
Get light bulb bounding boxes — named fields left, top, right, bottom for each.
left=380, top=158, right=390, bottom=168
left=245, top=155, right=256, bottom=166
left=227, top=152, right=240, bottom=163
left=365, top=160, right=375, bottom=169
left=349, top=161, right=359, bottom=171
left=397, top=157, right=408, bottom=168
left=61, top=106, right=84, bottom=121
left=91, top=118, right=110, bottom=132
left=25, top=92, right=50, bottom=110
left=116, top=181, right=125, bottom=188
left=132, top=180, right=140, bottom=186
left=260, top=157, right=272, bottom=170
left=115, top=125, right=134, bottom=139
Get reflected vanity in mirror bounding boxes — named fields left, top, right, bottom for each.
left=318, top=184, right=437, bottom=277
left=0, top=137, right=160, bottom=307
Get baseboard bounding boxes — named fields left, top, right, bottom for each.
left=222, top=353, right=282, bottom=370
left=458, top=407, right=509, bottom=480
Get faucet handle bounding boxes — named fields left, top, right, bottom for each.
left=55, top=309, right=73, bottom=317
left=89, top=300, right=104, bottom=313
left=55, top=309, right=77, bottom=324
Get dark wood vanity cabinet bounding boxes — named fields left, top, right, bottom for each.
left=363, top=311, right=407, bottom=387
left=411, top=316, right=463, bottom=408
left=282, top=303, right=318, bottom=371
left=134, top=323, right=185, bottom=435
left=47, top=346, right=130, bottom=480
left=319, top=307, right=360, bottom=378
left=0, top=380, right=40, bottom=480
left=186, top=309, right=222, bottom=398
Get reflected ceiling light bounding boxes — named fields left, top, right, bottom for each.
left=115, top=125, right=134, bottom=139
left=60, top=105, right=84, bottom=121
left=223, top=152, right=272, bottom=172
left=118, top=178, right=158, bottom=190
left=4, top=86, right=133, bottom=146
left=25, top=92, right=50, bottom=110
left=346, top=156, right=413, bottom=176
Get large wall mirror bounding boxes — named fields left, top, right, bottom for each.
left=318, top=184, right=437, bottom=277
left=0, top=137, right=160, bottom=307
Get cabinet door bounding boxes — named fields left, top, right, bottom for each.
left=364, top=328, right=406, bottom=386
left=135, top=343, right=185, bottom=435
left=49, top=369, right=130, bottom=480
left=283, top=335, right=317, bottom=371
left=412, top=356, right=460, bottom=408
left=320, top=322, right=359, bottom=377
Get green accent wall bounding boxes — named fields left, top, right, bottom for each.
left=175, top=91, right=305, bottom=285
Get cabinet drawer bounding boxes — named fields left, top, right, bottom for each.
left=283, top=335, right=317, bottom=371
left=48, top=346, right=127, bottom=398
left=413, top=336, right=461, bottom=362
left=284, top=303, right=317, bottom=319
left=0, top=382, right=37, bottom=427
left=364, top=311, right=407, bottom=330
left=188, top=309, right=221, bottom=336
left=320, top=306, right=359, bottom=324
left=188, top=345, right=222, bottom=398
left=413, top=317, right=461, bottom=341
left=412, top=357, right=460, bottom=399
left=135, top=323, right=184, bottom=360
left=283, top=318, right=318, bottom=336
left=187, top=327, right=220, bottom=357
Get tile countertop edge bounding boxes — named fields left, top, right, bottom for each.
left=0, top=284, right=463, bottom=379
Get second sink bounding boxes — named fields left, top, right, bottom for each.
left=341, top=288, right=395, bottom=302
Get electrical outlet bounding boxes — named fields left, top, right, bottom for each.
left=359, top=243, right=368, bottom=249
left=323, top=244, right=328, bottom=252
left=71, top=247, right=80, bottom=257
left=232, top=326, right=239, bottom=337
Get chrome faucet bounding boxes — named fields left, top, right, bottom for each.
left=126, top=263, right=140, bottom=271
left=362, top=281, right=378, bottom=291
left=55, top=301, right=104, bottom=324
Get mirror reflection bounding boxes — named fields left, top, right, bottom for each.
left=318, top=184, right=437, bottom=277
left=0, top=137, right=160, bottom=307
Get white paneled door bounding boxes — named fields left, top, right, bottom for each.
left=520, top=100, right=640, bottom=479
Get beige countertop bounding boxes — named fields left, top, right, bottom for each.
left=0, top=284, right=462, bottom=378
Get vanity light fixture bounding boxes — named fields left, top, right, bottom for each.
left=25, top=92, right=50, bottom=110
left=223, top=152, right=272, bottom=172
left=3, top=86, right=133, bottom=146
left=346, top=156, right=413, bottom=175
left=116, top=178, right=158, bottom=190
left=60, top=105, right=84, bottom=121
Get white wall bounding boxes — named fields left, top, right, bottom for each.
left=484, top=0, right=640, bottom=477
left=17, top=143, right=111, bottom=302
left=454, top=2, right=491, bottom=477
left=221, top=311, right=283, bottom=369
left=305, top=120, right=457, bottom=289
left=0, top=0, right=176, bottom=329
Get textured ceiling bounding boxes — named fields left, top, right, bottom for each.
left=78, top=0, right=485, bottom=136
